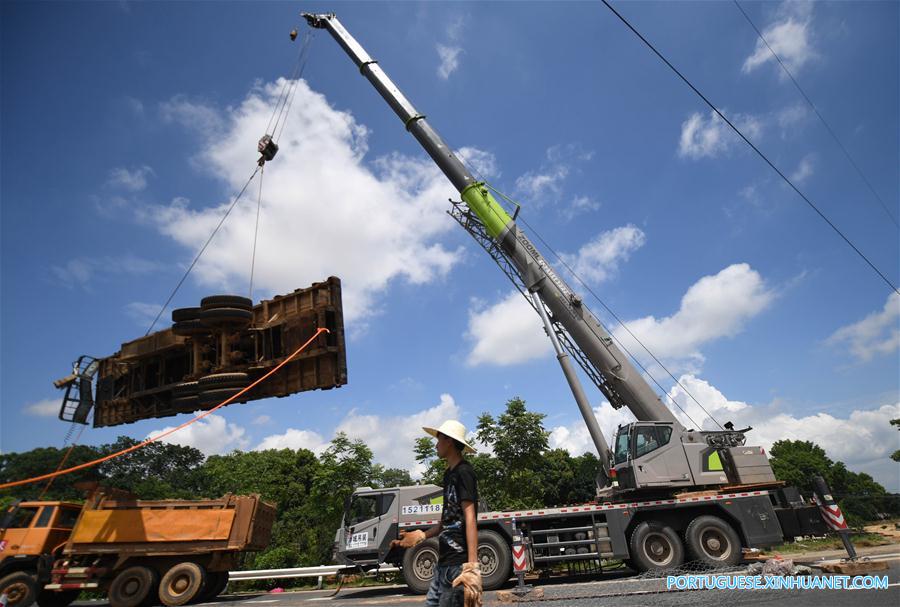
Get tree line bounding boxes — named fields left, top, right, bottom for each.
left=2, top=398, right=897, bottom=571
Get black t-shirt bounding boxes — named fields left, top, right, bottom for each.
left=438, top=460, right=478, bottom=566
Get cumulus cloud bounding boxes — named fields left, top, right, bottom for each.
left=562, top=195, right=601, bottom=221
left=107, top=166, right=154, bottom=192
left=252, top=414, right=272, bottom=426
left=613, top=264, right=774, bottom=370
left=437, top=44, right=462, bottom=80
left=561, top=225, right=645, bottom=285
left=827, top=293, right=900, bottom=362
left=514, top=144, right=595, bottom=212
left=51, top=255, right=162, bottom=289
left=742, top=1, right=817, bottom=78
left=254, top=394, right=463, bottom=476
left=790, top=154, right=814, bottom=184
left=124, top=302, right=163, bottom=327
left=24, top=398, right=60, bottom=417
left=148, top=414, right=250, bottom=455
left=551, top=375, right=900, bottom=491
left=465, top=292, right=551, bottom=367
left=147, top=79, right=479, bottom=326
left=678, top=110, right=762, bottom=159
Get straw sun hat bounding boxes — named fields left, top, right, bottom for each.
left=422, top=420, right=477, bottom=454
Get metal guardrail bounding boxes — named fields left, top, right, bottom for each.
left=228, top=564, right=400, bottom=581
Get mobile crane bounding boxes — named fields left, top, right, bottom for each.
left=302, top=13, right=830, bottom=592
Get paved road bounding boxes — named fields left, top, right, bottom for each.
left=72, top=552, right=900, bottom=607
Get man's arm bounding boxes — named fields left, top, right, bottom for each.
left=462, top=500, right=478, bottom=563
left=391, top=522, right=441, bottom=548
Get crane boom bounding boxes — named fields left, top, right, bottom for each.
left=303, top=13, right=682, bottom=461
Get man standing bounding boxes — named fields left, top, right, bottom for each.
left=391, top=420, right=482, bottom=607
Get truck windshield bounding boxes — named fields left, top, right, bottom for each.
left=347, top=496, right=377, bottom=525
left=614, top=430, right=630, bottom=465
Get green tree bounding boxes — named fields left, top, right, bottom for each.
left=0, top=445, right=104, bottom=502
left=413, top=436, right=443, bottom=485
left=97, top=436, right=207, bottom=499
left=890, top=419, right=899, bottom=462
left=371, top=465, right=414, bottom=488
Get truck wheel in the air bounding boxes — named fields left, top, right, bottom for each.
left=36, top=589, right=80, bottom=607
left=200, top=295, right=253, bottom=311
left=0, top=571, right=37, bottom=607
left=108, top=565, right=158, bottom=607
left=629, top=521, right=685, bottom=572
left=477, top=529, right=512, bottom=590
left=401, top=538, right=439, bottom=594
left=684, top=515, right=742, bottom=567
left=159, top=562, right=206, bottom=607
left=171, top=308, right=202, bottom=323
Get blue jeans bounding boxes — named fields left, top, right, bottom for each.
left=424, top=563, right=463, bottom=607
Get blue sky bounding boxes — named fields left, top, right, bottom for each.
left=2, top=1, right=898, bottom=491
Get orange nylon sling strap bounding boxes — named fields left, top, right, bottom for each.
left=0, top=328, right=330, bottom=490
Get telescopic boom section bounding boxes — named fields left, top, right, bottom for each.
left=304, top=13, right=683, bottom=441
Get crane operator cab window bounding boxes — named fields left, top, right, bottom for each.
left=614, top=429, right=631, bottom=465
left=634, top=425, right=673, bottom=458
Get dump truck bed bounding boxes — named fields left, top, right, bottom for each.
left=63, top=494, right=275, bottom=556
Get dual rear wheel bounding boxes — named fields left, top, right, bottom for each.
left=628, top=515, right=742, bottom=572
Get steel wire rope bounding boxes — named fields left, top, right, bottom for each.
left=38, top=417, right=89, bottom=499
left=266, top=30, right=312, bottom=137
left=0, top=328, right=329, bottom=490
left=733, top=0, right=899, bottom=230
left=601, top=0, right=899, bottom=296
left=275, top=30, right=315, bottom=142
left=249, top=165, right=264, bottom=300
left=479, top=180, right=712, bottom=431
left=144, top=165, right=261, bottom=335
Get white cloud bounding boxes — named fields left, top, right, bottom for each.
left=147, top=79, right=477, bottom=327
left=514, top=144, right=594, bottom=210
left=254, top=428, right=329, bottom=454
left=160, top=95, right=223, bottom=133
left=827, top=293, right=900, bottom=362
left=665, top=375, right=900, bottom=492
left=561, top=225, right=645, bottom=284
left=776, top=104, right=810, bottom=132
left=790, top=154, right=814, bottom=184
left=742, top=2, right=817, bottom=78
left=562, top=195, right=601, bottom=221
left=124, top=302, right=163, bottom=327
left=252, top=414, right=272, bottom=426
left=51, top=255, right=162, bottom=289
left=551, top=375, right=900, bottom=492
left=107, top=166, right=154, bottom=192
left=24, top=398, right=60, bottom=417
left=613, top=264, right=774, bottom=369
left=678, top=110, right=762, bottom=159
left=253, top=394, right=463, bottom=477
left=148, top=414, right=250, bottom=455
left=465, top=291, right=552, bottom=367
left=437, top=44, right=462, bottom=80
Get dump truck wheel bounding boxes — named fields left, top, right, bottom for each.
left=477, top=530, right=512, bottom=590
left=0, top=572, right=37, bottom=607
left=200, top=295, right=252, bottom=311
left=109, top=566, right=158, bottom=607
left=629, top=521, right=684, bottom=572
left=37, top=589, right=80, bottom=607
left=159, top=563, right=206, bottom=607
left=198, top=307, right=252, bottom=329
left=172, top=320, right=209, bottom=337
left=194, top=572, right=228, bottom=603
left=401, top=538, right=439, bottom=594
left=173, top=381, right=200, bottom=397
left=171, top=307, right=201, bottom=322
left=685, top=515, right=742, bottom=567
left=198, top=373, right=249, bottom=390
left=172, top=396, right=199, bottom=412
left=197, top=388, right=243, bottom=408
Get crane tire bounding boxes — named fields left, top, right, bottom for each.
left=684, top=515, right=742, bottom=567
left=477, top=529, right=512, bottom=590
left=629, top=521, right=684, bottom=572
left=401, top=538, right=439, bottom=594
left=108, top=565, right=158, bottom=607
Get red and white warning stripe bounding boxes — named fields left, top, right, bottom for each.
left=512, top=544, right=528, bottom=572
left=818, top=503, right=848, bottom=530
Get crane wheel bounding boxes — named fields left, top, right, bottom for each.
left=401, top=537, right=439, bottom=594
left=685, top=515, right=742, bottom=567
left=108, top=565, right=158, bottom=607
left=159, top=562, right=206, bottom=607
left=200, top=295, right=253, bottom=311
left=629, top=521, right=684, bottom=572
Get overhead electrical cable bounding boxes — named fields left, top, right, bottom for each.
left=601, top=0, right=899, bottom=296
left=733, top=0, right=899, bottom=230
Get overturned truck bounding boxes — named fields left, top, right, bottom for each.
left=56, top=277, right=347, bottom=427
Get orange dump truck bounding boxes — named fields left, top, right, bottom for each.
left=1, top=493, right=275, bottom=607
